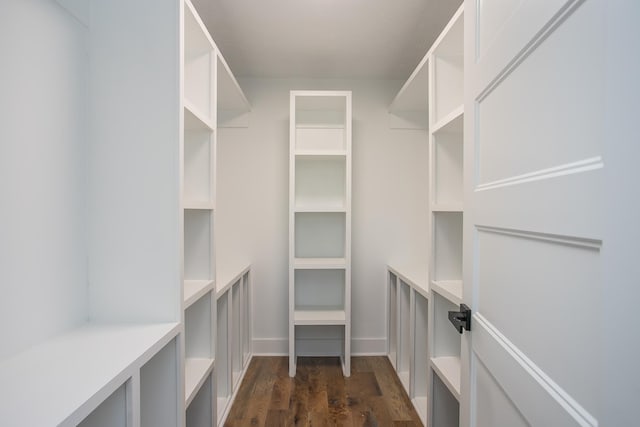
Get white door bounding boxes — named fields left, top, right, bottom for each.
left=462, top=1, right=640, bottom=426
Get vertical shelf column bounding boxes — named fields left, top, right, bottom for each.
left=427, top=6, right=465, bottom=427
left=289, top=91, right=352, bottom=377
left=181, top=2, right=217, bottom=425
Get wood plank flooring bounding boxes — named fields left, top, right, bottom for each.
left=224, top=356, right=423, bottom=427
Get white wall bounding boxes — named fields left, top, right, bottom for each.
left=0, top=0, right=88, bottom=360
left=217, top=78, right=428, bottom=354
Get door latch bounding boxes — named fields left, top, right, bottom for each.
left=448, top=304, right=471, bottom=334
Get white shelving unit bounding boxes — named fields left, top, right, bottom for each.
left=289, top=91, right=352, bottom=377
left=427, top=6, right=464, bottom=427
left=387, top=5, right=464, bottom=427
left=387, top=265, right=430, bottom=425
left=215, top=266, right=252, bottom=425
left=181, top=3, right=216, bottom=425
left=181, top=2, right=251, bottom=426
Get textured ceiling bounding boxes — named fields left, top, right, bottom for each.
left=192, top=0, right=463, bottom=79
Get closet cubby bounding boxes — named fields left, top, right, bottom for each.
left=432, top=212, right=463, bottom=299
left=388, top=271, right=398, bottom=369
left=216, top=291, right=230, bottom=423
left=184, top=293, right=214, bottom=407
left=185, top=373, right=214, bottom=427
left=183, top=210, right=213, bottom=281
left=432, top=372, right=460, bottom=427
left=242, top=271, right=252, bottom=366
left=412, top=291, right=429, bottom=423
left=386, top=265, right=430, bottom=426
left=183, top=1, right=214, bottom=120
left=215, top=266, right=252, bottom=425
left=431, top=12, right=464, bottom=126
left=140, top=338, right=179, bottom=427
left=294, top=155, right=347, bottom=211
left=432, top=114, right=463, bottom=211
left=398, top=280, right=412, bottom=391
left=294, top=269, right=345, bottom=313
left=294, top=212, right=346, bottom=258
left=183, top=127, right=214, bottom=209
left=431, top=292, right=461, bottom=400
left=78, top=383, right=128, bottom=427
left=231, top=281, right=242, bottom=388
left=290, top=91, right=352, bottom=377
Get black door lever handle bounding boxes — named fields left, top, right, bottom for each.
left=448, top=304, right=471, bottom=334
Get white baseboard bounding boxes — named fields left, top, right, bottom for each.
left=251, top=337, right=386, bottom=356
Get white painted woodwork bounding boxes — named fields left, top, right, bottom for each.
left=460, top=0, right=638, bottom=426
left=185, top=374, right=214, bottom=427
left=0, top=324, right=179, bottom=426
left=214, top=266, right=253, bottom=426
left=386, top=264, right=431, bottom=425
left=289, top=91, right=352, bottom=377
left=140, top=340, right=179, bottom=427
left=398, top=281, right=412, bottom=392
left=412, top=292, right=430, bottom=425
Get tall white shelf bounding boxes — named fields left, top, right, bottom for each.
left=387, top=5, right=464, bottom=427
left=427, top=7, right=464, bottom=427
left=181, top=2, right=252, bottom=426
left=289, top=91, right=352, bottom=377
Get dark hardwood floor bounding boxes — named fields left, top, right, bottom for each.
left=224, top=356, right=423, bottom=427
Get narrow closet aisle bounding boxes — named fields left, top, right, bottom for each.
left=1, top=1, right=639, bottom=427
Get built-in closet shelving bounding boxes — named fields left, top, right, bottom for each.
left=289, top=91, right=352, bottom=377
left=182, top=1, right=253, bottom=425
left=428, top=8, right=464, bottom=427
left=387, top=266, right=430, bottom=423
left=215, top=266, right=252, bottom=425
left=181, top=4, right=216, bottom=423
left=0, top=1, right=251, bottom=425
left=387, top=5, right=464, bottom=427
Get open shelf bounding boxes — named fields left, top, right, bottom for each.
left=432, top=212, right=463, bottom=282
left=183, top=1, right=214, bottom=121
left=184, top=294, right=213, bottom=405
left=432, top=112, right=463, bottom=209
left=431, top=280, right=462, bottom=305
left=184, top=210, right=213, bottom=281
left=216, top=292, right=230, bottom=424
left=431, top=10, right=464, bottom=124
left=412, top=291, right=429, bottom=423
left=140, top=338, right=179, bottom=427
left=186, top=372, right=214, bottom=427
left=184, top=125, right=214, bottom=208
left=185, top=358, right=214, bottom=407
left=183, top=280, right=215, bottom=309
left=431, top=356, right=461, bottom=400
left=216, top=54, right=251, bottom=127
left=294, top=155, right=346, bottom=211
left=78, top=382, right=127, bottom=427
left=294, top=212, right=346, bottom=258
left=294, top=257, right=347, bottom=269
left=388, top=264, right=429, bottom=299
left=398, top=280, right=411, bottom=393
left=242, top=272, right=252, bottom=366
left=231, top=281, right=242, bottom=388
left=295, top=269, right=345, bottom=312
left=388, top=271, right=398, bottom=369
left=388, top=56, right=429, bottom=129
left=294, top=309, right=346, bottom=325
left=431, top=370, right=460, bottom=427
left=184, top=102, right=214, bottom=132
left=0, top=323, right=179, bottom=426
